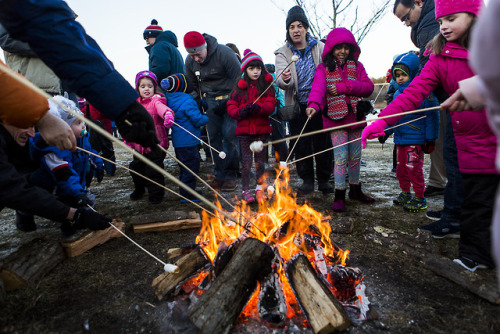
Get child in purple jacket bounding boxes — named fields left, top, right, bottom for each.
left=306, top=27, right=374, bottom=212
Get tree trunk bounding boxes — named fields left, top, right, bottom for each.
left=187, top=238, right=275, bottom=334
left=286, top=254, right=351, bottom=333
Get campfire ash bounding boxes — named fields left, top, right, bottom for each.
left=152, top=169, right=373, bottom=333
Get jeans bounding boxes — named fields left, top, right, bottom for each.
left=175, top=146, right=200, bottom=198
left=206, top=97, right=239, bottom=181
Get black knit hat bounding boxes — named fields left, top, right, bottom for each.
left=143, top=19, right=163, bottom=40
left=286, top=6, right=309, bottom=29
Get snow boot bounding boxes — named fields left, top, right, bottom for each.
left=332, top=189, right=346, bottom=212
left=348, top=183, right=375, bottom=203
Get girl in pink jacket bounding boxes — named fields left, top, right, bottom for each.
left=127, top=70, right=174, bottom=204
left=362, top=0, right=498, bottom=272
left=307, top=27, right=375, bottom=212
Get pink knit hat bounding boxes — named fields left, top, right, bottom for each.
left=435, top=0, right=483, bottom=19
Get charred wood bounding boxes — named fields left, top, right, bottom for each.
left=258, top=261, right=287, bottom=325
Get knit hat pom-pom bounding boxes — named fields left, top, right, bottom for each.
left=264, top=73, right=273, bottom=83
left=243, top=48, right=252, bottom=56
left=238, top=79, right=248, bottom=89
left=151, top=19, right=158, bottom=25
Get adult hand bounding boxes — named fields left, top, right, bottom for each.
left=281, top=68, right=291, bottom=83
left=305, top=108, right=317, bottom=117
left=327, top=85, right=337, bottom=96
left=423, top=141, right=435, bottom=154
left=71, top=207, right=110, bottom=231
left=115, top=101, right=159, bottom=148
left=441, top=89, right=473, bottom=112
left=361, top=119, right=389, bottom=149
left=76, top=193, right=93, bottom=207
left=36, top=112, right=77, bottom=151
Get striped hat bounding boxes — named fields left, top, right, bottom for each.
left=143, top=19, right=163, bottom=40
left=240, top=49, right=264, bottom=72
left=161, top=73, right=190, bottom=93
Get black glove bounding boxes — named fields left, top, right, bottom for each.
left=115, top=101, right=159, bottom=148
left=238, top=104, right=253, bottom=119
left=423, top=141, right=435, bottom=154
left=198, top=99, right=208, bottom=113
left=71, top=207, right=111, bottom=231
left=378, top=133, right=390, bottom=144
left=76, top=194, right=93, bottom=207
left=249, top=103, right=261, bottom=115
left=96, top=166, right=104, bottom=183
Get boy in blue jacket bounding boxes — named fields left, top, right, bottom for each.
left=382, top=52, right=439, bottom=213
left=161, top=73, right=209, bottom=202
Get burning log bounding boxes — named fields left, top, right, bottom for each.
left=0, top=238, right=65, bottom=290
left=286, top=254, right=351, bottom=333
left=212, top=233, right=248, bottom=277
left=152, top=246, right=210, bottom=301
left=130, top=211, right=201, bottom=233
left=257, top=260, right=287, bottom=325
left=188, top=238, right=275, bottom=334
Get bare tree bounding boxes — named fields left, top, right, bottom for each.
left=273, top=0, right=391, bottom=44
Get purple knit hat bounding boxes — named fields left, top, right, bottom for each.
left=135, top=70, right=158, bottom=89
left=435, top=0, right=483, bottom=19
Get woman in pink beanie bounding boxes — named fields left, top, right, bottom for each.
left=362, top=0, right=498, bottom=272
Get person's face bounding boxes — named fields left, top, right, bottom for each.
left=246, top=65, right=262, bottom=81
left=188, top=48, right=208, bottom=64
left=333, top=43, right=351, bottom=62
left=394, top=69, right=410, bottom=85
left=2, top=124, right=35, bottom=146
left=288, top=21, right=308, bottom=46
left=138, top=77, right=155, bottom=98
left=146, top=37, right=156, bottom=45
left=438, top=12, right=473, bottom=42
left=71, top=119, right=86, bottom=139
left=394, top=1, right=423, bottom=27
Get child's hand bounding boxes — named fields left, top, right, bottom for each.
left=250, top=103, right=261, bottom=115
left=423, top=141, right=435, bottom=154
left=164, top=112, right=174, bottom=128
left=96, top=166, right=104, bottom=183
left=361, top=119, right=389, bottom=149
left=305, top=108, right=317, bottom=117
left=328, top=85, right=337, bottom=96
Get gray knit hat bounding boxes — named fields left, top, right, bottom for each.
left=48, top=95, right=83, bottom=127
left=286, top=6, right=309, bottom=29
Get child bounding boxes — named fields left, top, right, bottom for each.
left=363, top=0, right=498, bottom=272
left=160, top=73, right=209, bottom=203
left=126, top=70, right=174, bottom=204
left=306, top=27, right=375, bottom=212
left=227, top=49, right=276, bottom=203
left=382, top=52, right=439, bottom=212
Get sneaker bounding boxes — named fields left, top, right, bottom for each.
left=425, top=210, right=442, bottom=221
left=390, top=168, right=397, bottom=178
left=453, top=256, right=488, bottom=272
left=403, top=197, right=427, bottom=213
left=241, top=190, right=255, bottom=203
left=424, top=185, right=445, bottom=197
left=129, top=189, right=144, bottom=201
left=418, top=219, right=460, bottom=239
left=393, top=191, right=412, bottom=205
left=221, top=179, right=237, bottom=192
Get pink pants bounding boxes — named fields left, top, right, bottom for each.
left=396, top=144, right=425, bottom=198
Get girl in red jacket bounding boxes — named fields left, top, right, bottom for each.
left=227, top=50, right=276, bottom=203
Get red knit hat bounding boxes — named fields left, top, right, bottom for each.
left=435, top=0, right=483, bottom=19
left=143, top=19, right=163, bottom=40
left=184, top=31, right=207, bottom=53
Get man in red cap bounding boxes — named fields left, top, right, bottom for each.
left=183, top=31, right=241, bottom=192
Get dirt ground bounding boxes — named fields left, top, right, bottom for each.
left=1, top=135, right=499, bottom=334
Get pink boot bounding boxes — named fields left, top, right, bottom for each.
left=332, top=189, right=346, bottom=212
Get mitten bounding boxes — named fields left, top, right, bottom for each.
left=378, top=133, right=390, bottom=144
left=250, top=103, right=261, bottom=115
left=115, top=101, right=159, bottom=148
left=163, top=112, right=174, bottom=128
left=361, top=119, right=389, bottom=149
left=423, top=141, right=435, bottom=154
left=198, top=99, right=208, bottom=112
left=75, top=193, right=93, bottom=207
left=71, top=207, right=111, bottom=230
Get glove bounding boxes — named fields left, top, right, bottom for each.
left=249, top=103, right=261, bottom=115
left=378, top=133, right=390, bottom=144
left=423, top=141, right=435, bottom=154
left=115, top=101, right=159, bottom=148
left=361, top=119, right=389, bottom=149
left=238, top=104, right=253, bottom=119
left=76, top=194, right=93, bottom=207
left=163, top=112, right=174, bottom=128
left=71, top=207, right=111, bottom=231
left=96, top=166, right=104, bottom=183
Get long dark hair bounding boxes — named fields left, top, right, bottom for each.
left=324, top=43, right=356, bottom=72
left=231, top=59, right=275, bottom=101
left=427, top=14, right=477, bottom=54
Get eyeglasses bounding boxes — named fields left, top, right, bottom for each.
left=400, top=6, right=413, bottom=24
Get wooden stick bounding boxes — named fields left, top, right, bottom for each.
left=195, top=71, right=215, bottom=164
left=252, top=57, right=297, bottom=105
left=173, top=121, right=223, bottom=156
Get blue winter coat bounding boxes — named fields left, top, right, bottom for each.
left=384, top=52, right=439, bottom=145
left=147, top=31, right=185, bottom=84
left=30, top=133, right=103, bottom=198
left=167, top=92, right=209, bottom=148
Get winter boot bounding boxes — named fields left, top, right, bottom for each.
left=129, top=188, right=145, bottom=201
left=297, top=180, right=314, bottom=196
left=318, top=181, right=334, bottom=194
left=15, top=211, right=36, bottom=232
left=332, top=189, right=346, bottom=212
left=348, top=183, right=375, bottom=203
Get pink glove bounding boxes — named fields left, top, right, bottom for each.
left=163, top=112, right=174, bottom=128
left=361, top=119, right=389, bottom=149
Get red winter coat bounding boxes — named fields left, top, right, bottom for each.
left=227, top=82, right=276, bottom=136
left=82, top=104, right=112, bottom=134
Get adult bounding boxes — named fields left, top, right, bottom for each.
left=0, top=0, right=158, bottom=150
left=393, top=0, right=464, bottom=238
left=143, top=20, right=185, bottom=85
left=183, top=31, right=241, bottom=191
left=274, top=5, right=333, bottom=196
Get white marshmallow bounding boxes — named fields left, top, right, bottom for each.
left=291, top=55, right=299, bottom=62
left=250, top=141, right=264, bottom=153
left=219, top=151, right=226, bottom=159
left=279, top=161, right=288, bottom=170
left=267, top=186, right=275, bottom=195
left=163, top=263, right=180, bottom=273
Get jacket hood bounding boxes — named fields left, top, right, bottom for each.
left=156, top=30, right=178, bottom=47
left=393, top=52, right=420, bottom=81
left=322, top=27, right=360, bottom=61
left=203, top=33, right=218, bottom=59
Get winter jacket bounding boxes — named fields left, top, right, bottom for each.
left=307, top=28, right=374, bottom=131
left=379, top=42, right=497, bottom=174
left=30, top=133, right=103, bottom=198
left=166, top=92, right=209, bottom=148
left=227, top=82, right=276, bottom=136
left=384, top=52, right=439, bottom=145
left=185, top=34, right=241, bottom=99
left=275, top=34, right=324, bottom=107
left=410, top=0, right=440, bottom=69
left=0, top=0, right=138, bottom=119
left=126, top=95, right=173, bottom=154
left=82, top=104, right=112, bottom=134
left=146, top=30, right=185, bottom=84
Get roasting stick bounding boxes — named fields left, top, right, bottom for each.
left=0, top=64, right=261, bottom=238
left=77, top=147, right=216, bottom=218
left=289, top=115, right=428, bottom=164
left=172, top=121, right=226, bottom=159
left=195, top=71, right=215, bottom=164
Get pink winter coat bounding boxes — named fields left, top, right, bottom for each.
left=379, top=42, right=497, bottom=174
left=126, top=95, right=174, bottom=154
left=307, top=28, right=374, bottom=130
